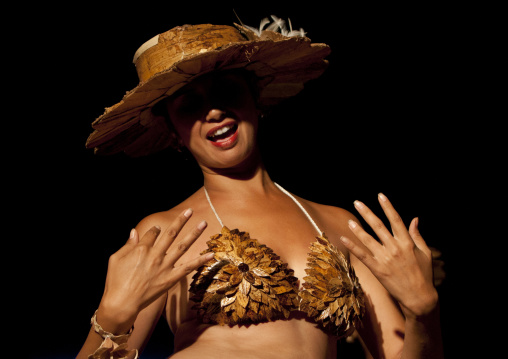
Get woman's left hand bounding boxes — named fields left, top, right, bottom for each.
left=340, top=193, right=438, bottom=319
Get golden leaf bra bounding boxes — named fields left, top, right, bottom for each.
left=188, top=184, right=365, bottom=338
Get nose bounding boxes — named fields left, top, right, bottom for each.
left=205, top=108, right=227, bottom=122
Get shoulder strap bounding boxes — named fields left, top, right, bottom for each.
left=203, top=184, right=323, bottom=235
left=274, top=183, right=323, bottom=235
left=204, top=187, right=224, bottom=227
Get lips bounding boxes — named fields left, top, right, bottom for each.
left=206, top=122, right=239, bottom=148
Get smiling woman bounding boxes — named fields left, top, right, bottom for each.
left=78, top=18, right=444, bottom=359
left=161, top=70, right=260, bottom=171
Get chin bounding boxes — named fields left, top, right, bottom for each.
left=204, top=146, right=260, bottom=174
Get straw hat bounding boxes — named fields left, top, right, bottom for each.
left=86, top=18, right=331, bottom=157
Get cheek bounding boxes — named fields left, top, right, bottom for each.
left=169, top=117, right=198, bottom=146
left=244, top=119, right=258, bottom=141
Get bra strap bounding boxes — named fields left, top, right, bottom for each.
left=204, top=187, right=224, bottom=227
left=203, top=184, right=323, bottom=235
left=274, top=183, right=323, bottom=235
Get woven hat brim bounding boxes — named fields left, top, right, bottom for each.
left=86, top=36, right=330, bottom=157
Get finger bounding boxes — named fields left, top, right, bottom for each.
left=409, top=217, right=431, bottom=254
left=347, top=219, right=382, bottom=255
left=430, top=246, right=442, bottom=259
left=165, top=220, right=207, bottom=265
left=169, top=252, right=215, bottom=282
left=115, top=228, right=140, bottom=257
left=139, top=225, right=162, bottom=247
left=154, top=208, right=193, bottom=253
left=377, top=193, right=410, bottom=240
left=126, top=228, right=139, bottom=245
left=354, top=200, right=395, bottom=247
left=340, top=235, right=378, bottom=271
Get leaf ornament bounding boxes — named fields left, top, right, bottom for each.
left=299, top=234, right=365, bottom=338
left=189, top=226, right=300, bottom=325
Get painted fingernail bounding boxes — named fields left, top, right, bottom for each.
left=348, top=219, right=357, bottom=229
left=184, top=208, right=193, bottom=218
left=378, top=193, right=387, bottom=201
left=354, top=200, right=364, bottom=209
left=197, top=220, right=207, bottom=231
left=340, top=236, right=351, bottom=245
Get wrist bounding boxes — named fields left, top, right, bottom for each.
left=96, top=298, right=138, bottom=335
left=401, top=288, right=439, bottom=320
left=89, top=309, right=139, bottom=359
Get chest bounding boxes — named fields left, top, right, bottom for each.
left=166, top=201, right=326, bottom=328
left=203, top=201, right=320, bottom=279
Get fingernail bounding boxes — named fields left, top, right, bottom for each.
left=184, top=208, right=193, bottom=218
left=353, top=200, right=364, bottom=209
left=340, top=236, right=351, bottom=245
left=197, top=220, right=207, bottom=230
left=129, top=228, right=136, bottom=239
left=205, top=252, right=215, bottom=260
left=348, top=219, right=357, bottom=229
left=378, top=193, right=387, bottom=202
left=414, top=217, right=419, bottom=228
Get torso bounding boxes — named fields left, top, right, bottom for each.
left=142, top=185, right=356, bottom=358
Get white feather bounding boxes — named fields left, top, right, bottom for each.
left=241, top=14, right=306, bottom=38
left=243, top=17, right=271, bottom=36
left=259, top=17, right=271, bottom=31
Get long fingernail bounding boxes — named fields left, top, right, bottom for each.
left=184, top=208, right=193, bottom=218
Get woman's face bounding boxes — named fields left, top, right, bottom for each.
left=165, top=70, right=260, bottom=172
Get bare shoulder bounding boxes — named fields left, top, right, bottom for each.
left=134, top=187, right=207, bottom=235
left=287, top=194, right=361, bottom=252
left=296, top=195, right=359, bottom=232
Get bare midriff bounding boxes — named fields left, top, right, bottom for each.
left=169, top=315, right=336, bottom=359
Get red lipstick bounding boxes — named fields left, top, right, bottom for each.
left=206, top=122, right=239, bottom=148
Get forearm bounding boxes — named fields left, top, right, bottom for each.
left=400, top=301, right=444, bottom=359
left=76, top=325, right=106, bottom=359
left=76, top=302, right=138, bottom=359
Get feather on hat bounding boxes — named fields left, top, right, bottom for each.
left=86, top=17, right=331, bottom=157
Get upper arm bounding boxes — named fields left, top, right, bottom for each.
left=352, top=253, right=405, bottom=359
left=128, top=294, right=168, bottom=353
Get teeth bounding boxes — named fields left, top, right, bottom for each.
left=211, top=125, right=233, bottom=138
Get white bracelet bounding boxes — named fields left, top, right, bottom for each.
left=88, top=310, right=138, bottom=359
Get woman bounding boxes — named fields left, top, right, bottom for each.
left=78, top=19, right=443, bottom=359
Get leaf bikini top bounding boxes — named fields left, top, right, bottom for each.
left=189, top=184, right=365, bottom=338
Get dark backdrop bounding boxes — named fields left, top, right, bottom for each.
left=22, top=3, right=493, bottom=358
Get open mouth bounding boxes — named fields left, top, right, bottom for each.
left=206, top=123, right=238, bottom=143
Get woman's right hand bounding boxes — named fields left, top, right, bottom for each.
left=96, top=208, right=212, bottom=334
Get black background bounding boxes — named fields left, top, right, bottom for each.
left=19, top=2, right=497, bottom=358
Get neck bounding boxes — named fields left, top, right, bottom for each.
left=201, top=153, right=276, bottom=198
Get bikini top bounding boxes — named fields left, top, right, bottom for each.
left=189, top=184, right=365, bottom=338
